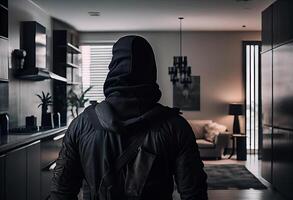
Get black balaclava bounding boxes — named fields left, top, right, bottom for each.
left=103, top=35, right=162, bottom=120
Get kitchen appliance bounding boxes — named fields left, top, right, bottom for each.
left=0, top=113, right=9, bottom=136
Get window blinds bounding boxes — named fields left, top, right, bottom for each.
left=81, top=44, right=113, bottom=103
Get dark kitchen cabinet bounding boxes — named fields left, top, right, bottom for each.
left=20, top=21, right=47, bottom=69
left=273, top=128, right=293, bottom=199
left=262, top=1, right=293, bottom=198
left=261, top=51, right=273, bottom=126
left=0, top=0, right=8, bottom=9
left=273, top=0, right=293, bottom=47
left=5, top=147, right=27, bottom=200
left=0, top=155, right=5, bottom=200
left=262, top=5, right=273, bottom=52
left=27, top=141, right=41, bottom=200
left=4, top=140, right=41, bottom=200
left=273, top=43, right=293, bottom=130
left=261, top=125, right=273, bottom=183
left=261, top=51, right=273, bottom=183
left=41, top=132, right=65, bottom=200
left=0, top=0, right=8, bottom=39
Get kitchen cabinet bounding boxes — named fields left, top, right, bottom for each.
left=262, top=5, right=273, bottom=52
left=261, top=50, right=273, bottom=183
left=41, top=132, right=65, bottom=200
left=0, top=0, right=8, bottom=82
left=27, top=141, right=41, bottom=200
left=273, top=128, right=293, bottom=199
left=0, top=36, right=8, bottom=81
left=4, top=140, right=41, bottom=200
left=262, top=1, right=293, bottom=198
left=0, top=0, right=8, bottom=39
left=273, top=43, right=293, bottom=130
left=273, top=0, right=293, bottom=47
left=5, top=146, right=27, bottom=200
left=261, top=51, right=273, bottom=126
left=0, top=154, right=5, bottom=200
left=261, top=125, right=273, bottom=183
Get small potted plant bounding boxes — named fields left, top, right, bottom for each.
left=36, top=91, right=53, bottom=128
left=67, top=86, right=93, bottom=118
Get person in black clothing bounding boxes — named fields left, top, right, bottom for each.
left=50, top=35, right=208, bottom=200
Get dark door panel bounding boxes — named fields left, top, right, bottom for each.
left=5, top=148, right=27, bottom=200
left=273, top=128, right=293, bottom=199
left=262, top=5, right=273, bottom=52
left=261, top=51, right=272, bottom=126
left=273, top=0, right=293, bottom=47
left=27, top=141, right=41, bottom=200
left=0, top=154, right=5, bottom=200
left=261, top=125, right=273, bottom=183
left=273, top=43, right=293, bottom=129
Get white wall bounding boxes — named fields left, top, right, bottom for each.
left=79, top=31, right=260, bottom=132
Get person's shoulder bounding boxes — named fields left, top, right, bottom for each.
left=66, top=108, right=100, bottom=134
left=167, top=113, right=191, bottom=130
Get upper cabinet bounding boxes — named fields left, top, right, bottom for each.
left=0, top=0, right=8, bottom=82
left=263, top=1, right=293, bottom=49
left=262, top=5, right=273, bottom=52
left=273, top=0, right=293, bottom=47
left=0, top=0, right=8, bottom=39
left=20, top=21, right=47, bottom=70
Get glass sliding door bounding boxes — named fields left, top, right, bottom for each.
left=243, top=41, right=261, bottom=154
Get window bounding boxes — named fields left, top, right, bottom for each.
left=81, top=44, right=113, bottom=104
left=243, top=41, right=261, bottom=154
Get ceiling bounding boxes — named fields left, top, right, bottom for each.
left=31, top=0, right=274, bottom=32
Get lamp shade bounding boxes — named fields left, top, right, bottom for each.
left=228, top=104, right=243, bottom=115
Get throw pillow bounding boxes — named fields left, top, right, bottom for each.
left=204, top=122, right=227, bottom=142
left=187, top=120, right=213, bottom=139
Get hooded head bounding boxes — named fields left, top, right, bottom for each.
left=103, top=35, right=162, bottom=120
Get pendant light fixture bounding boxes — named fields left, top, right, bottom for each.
left=168, top=17, right=192, bottom=88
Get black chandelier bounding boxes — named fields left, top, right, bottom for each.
left=168, top=17, right=192, bottom=88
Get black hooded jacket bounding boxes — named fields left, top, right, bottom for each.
left=50, top=36, right=207, bottom=200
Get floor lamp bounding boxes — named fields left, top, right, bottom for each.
left=229, top=103, right=243, bottom=134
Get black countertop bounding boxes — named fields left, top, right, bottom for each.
left=0, top=127, right=67, bottom=155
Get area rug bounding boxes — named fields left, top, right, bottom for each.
left=204, top=164, right=267, bottom=190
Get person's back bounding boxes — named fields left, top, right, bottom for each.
left=50, top=35, right=208, bottom=200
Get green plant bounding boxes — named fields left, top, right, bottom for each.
left=67, top=86, right=93, bottom=117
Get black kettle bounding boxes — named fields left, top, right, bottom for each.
left=0, top=113, right=9, bottom=136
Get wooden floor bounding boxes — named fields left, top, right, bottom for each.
left=204, top=155, right=286, bottom=200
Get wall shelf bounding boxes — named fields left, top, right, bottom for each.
left=59, top=43, right=81, bottom=54
left=64, top=62, right=79, bottom=69
left=53, top=30, right=81, bottom=125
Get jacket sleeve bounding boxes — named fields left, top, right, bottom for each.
left=50, top=118, right=83, bottom=200
left=174, top=117, right=208, bottom=200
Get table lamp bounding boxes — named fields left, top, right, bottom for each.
left=229, top=103, right=243, bottom=134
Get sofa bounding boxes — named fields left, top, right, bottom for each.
left=187, top=120, right=231, bottom=159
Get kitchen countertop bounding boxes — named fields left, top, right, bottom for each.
left=0, top=126, right=67, bottom=155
